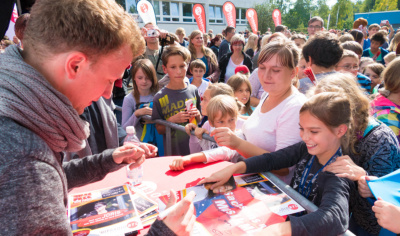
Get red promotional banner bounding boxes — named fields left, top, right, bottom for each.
left=272, top=9, right=282, bottom=27
left=193, top=4, right=206, bottom=33
left=246, top=8, right=258, bottom=34
left=223, top=1, right=236, bottom=28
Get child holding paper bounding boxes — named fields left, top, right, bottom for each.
left=170, top=95, right=244, bottom=170
left=152, top=46, right=201, bottom=156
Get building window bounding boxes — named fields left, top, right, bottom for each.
left=209, top=5, right=223, bottom=24
left=236, top=8, right=247, bottom=25
left=182, top=3, right=195, bottom=22
left=152, top=1, right=179, bottom=22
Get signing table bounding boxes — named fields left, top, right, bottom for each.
left=70, top=156, right=231, bottom=234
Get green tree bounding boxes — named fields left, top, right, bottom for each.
left=330, top=0, right=354, bottom=29
left=373, top=0, right=398, bottom=11
left=253, top=2, right=279, bottom=33
left=362, top=0, right=376, bottom=12
left=129, top=4, right=137, bottom=13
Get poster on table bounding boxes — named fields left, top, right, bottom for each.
left=136, top=0, right=156, bottom=25
left=272, top=9, right=282, bottom=27
left=5, top=3, right=18, bottom=40
left=246, top=8, right=258, bottom=34
left=222, top=1, right=236, bottom=28
left=68, top=185, right=143, bottom=236
left=157, top=174, right=304, bottom=235
left=193, top=4, right=206, bottom=33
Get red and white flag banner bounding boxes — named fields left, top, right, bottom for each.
left=5, top=4, right=18, bottom=40
left=222, top=1, right=236, bottom=28
left=193, top=4, right=206, bottom=33
left=246, top=8, right=258, bottom=34
left=272, top=9, right=282, bottom=27
left=137, top=0, right=156, bottom=25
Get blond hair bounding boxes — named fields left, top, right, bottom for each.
left=311, top=73, right=370, bottom=154
left=388, top=32, right=400, bottom=52
left=339, top=33, right=355, bottom=43
left=207, top=83, right=234, bottom=97
left=227, top=74, right=252, bottom=116
left=161, top=46, right=191, bottom=67
left=175, top=27, right=186, bottom=36
left=339, top=49, right=359, bottom=61
left=300, top=92, right=353, bottom=153
left=207, top=95, right=241, bottom=126
left=188, top=30, right=218, bottom=66
left=384, top=52, right=396, bottom=65
left=244, top=34, right=258, bottom=53
left=24, top=0, right=144, bottom=62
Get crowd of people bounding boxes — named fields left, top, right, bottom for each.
left=1, top=0, right=400, bottom=235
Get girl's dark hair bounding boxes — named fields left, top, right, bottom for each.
left=209, top=34, right=223, bottom=48
left=131, top=59, right=159, bottom=103
left=349, top=29, right=363, bottom=45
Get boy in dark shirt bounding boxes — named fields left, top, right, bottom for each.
left=152, top=46, right=201, bottom=155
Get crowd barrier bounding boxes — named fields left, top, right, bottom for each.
left=139, top=114, right=355, bottom=236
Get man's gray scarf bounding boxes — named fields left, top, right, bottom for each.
left=0, top=45, right=89, bottom=152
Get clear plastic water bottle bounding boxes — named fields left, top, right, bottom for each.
left=124, top=126, right=143, bottom=186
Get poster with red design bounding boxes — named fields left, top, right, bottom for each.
left=68, top=185, right=142, bottom=236
left=246, top=9, right=258, bottom=34
left=272, top=9, right=282, bottom=27
left=193, top=4, right=206, bottom=33
left=136, top=0, right=156, bottom=25
left=157, top=174, right=304, bottom=235
left=222, top=1, right=236, bottom=28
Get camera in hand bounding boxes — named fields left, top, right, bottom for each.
left=160, top=35, right=175, bottom=45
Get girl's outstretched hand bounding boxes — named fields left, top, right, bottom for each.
left=198, top=162, right=246, bottom=193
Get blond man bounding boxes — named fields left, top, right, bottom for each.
left=0, top=0, right=195, bottom=234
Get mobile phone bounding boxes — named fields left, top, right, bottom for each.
left=146, top=29, right=159, bottom=38
left=381, top=20, right=388, bottom=25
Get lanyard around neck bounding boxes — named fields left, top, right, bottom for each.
left=298, top=147, right=342, bottom=199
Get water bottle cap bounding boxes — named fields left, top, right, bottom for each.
left=126, top=126, right=136, bottom=134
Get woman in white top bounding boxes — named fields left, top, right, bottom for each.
left=207, top=40, right=307, bottom=184
left=218, top=34, right=253, bottom=83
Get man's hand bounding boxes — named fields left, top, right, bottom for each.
left=323, top=155, right=366, bottom=181
left=140, top=143, right=158, bottom=158
left=163, top=190, right=196, bottom=235
left=112, top=143, right=145, bottom=167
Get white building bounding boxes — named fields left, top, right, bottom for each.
left=126, top=0, right=266, bottom=35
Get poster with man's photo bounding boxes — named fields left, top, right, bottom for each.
left=68, top=185, right=142, bottom=236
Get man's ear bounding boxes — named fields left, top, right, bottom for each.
left=65, top=52, right=88, bottom=79
left=307, top=56, right=313, bottom=67
left=162, top=64, right=168, bottom=74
